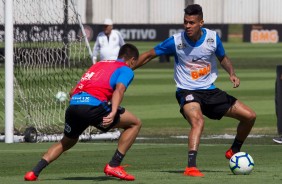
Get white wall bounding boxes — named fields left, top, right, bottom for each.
left=194, top=0, right=282, bottom=24
left=1, top=0, right=282, bottom=24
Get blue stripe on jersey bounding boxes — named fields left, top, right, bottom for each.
left=70, top=92, right=102, bottom=106
left=110, top=66, right=134, bottom=89
left=184, top=28, right=207, bottom=47
left=215, top=34, right=225, bottom=57
left=154, top=36, right=176, bottom=56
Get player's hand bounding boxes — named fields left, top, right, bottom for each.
left=102, top=112, right=115, bottom=126
left=230, top=75, right=240, bottom=88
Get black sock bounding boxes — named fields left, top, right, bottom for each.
left=109, top=149, right=124, bottom=167
left=231, top=138, right=244, bottom=153
left=32, top=159, right=49, bottom=176
left=188, top=150, right=197, bottom=167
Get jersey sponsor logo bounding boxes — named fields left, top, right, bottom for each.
left=186, top=60, right=211, bottom=80
left=81, top=71, right=95, bottom=81
left=72, top=96, right=90, bottom=103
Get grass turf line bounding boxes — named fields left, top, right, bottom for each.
left=0, top=142, right=281, bottom=184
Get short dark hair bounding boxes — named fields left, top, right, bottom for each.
left=118, top=43, right=139, bottom=60
left=184, top=4, right=203, bottom=19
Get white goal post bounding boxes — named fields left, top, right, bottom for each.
left=4, top=0, right=14, bottom=143
left=1, top=0, right=120, bottom=143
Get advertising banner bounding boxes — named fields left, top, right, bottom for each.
left=0, top=24, right=228, bottom=43
left=243, top=24, right=281, bottom=43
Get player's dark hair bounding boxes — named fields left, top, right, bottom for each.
left=118, top=43, right=139, bottom=60
left=184, top=4, right=203, bottom=19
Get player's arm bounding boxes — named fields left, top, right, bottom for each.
left=133, top=36, right=176, bottom=70
left=103, top=67, right=133, bottom=125
left=217, top=55, right=240, bottom=88
left=133, top=49, right=157, bottom=70
left=215, top=34, right=240, bottom=88
left=102, top=83, right=126, bottom=126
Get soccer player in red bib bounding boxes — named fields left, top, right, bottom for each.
left=133, top=4, right=256, bottom=177
left=24, top=43, right=141, bottom=181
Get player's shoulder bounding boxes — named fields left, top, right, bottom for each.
left=172, top=31, right=183, bottom=38
left=203, top=28, right=217, bottom=36
left=118, top=66, right=134, bottom=75
left=119, top=65, right=133, bottom=72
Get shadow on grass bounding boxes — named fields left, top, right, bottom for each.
left=161, top=169, right=228, bottom=174
left=45, top=176, right=117, bottom=181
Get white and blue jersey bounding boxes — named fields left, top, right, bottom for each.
left=154, top=28, right=225, bottom=90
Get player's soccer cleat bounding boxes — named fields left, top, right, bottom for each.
left=24, top=171, right=38, bottom=181
left=273, top=137, right=282, bottom=144
left=183, top=167, right=204, bottom=177
left=225, top=148, right=236, bottom=159
left=104, top=164, right=135, bottom=181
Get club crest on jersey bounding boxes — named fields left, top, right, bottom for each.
left=185, top=94, right=194, bottom=101
left=206, top=38, right=214, bottom=47
left=207, top=38, right=214, bottom=43
left=177, top=42, right=187, bottom=50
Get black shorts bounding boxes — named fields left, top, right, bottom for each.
left=175, top=88, right=237, bottom=120
left=64, top=103, right=125, bottom=138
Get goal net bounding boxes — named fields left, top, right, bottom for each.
left=0, top=0, right=120, bottom=142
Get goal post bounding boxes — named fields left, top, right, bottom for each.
left=1, top=0, right=119, bottom=142
left=4, top=0, right=14, bottom=143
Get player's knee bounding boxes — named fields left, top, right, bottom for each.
left=61, top=136, right=78, bottom=151
left=190, top=117, right=205, bottom=129
left=134, top=118, right=142, bottom=130
left=245, top=110, right=256, bottom=126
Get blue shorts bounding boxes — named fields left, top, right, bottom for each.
left=175, top=88, right=237, bottom=120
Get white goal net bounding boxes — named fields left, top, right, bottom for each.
left=0, top=0, right=120, bottom=142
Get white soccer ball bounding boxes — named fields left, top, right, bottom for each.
left=55, top=91, right=68, bottom=102
left=229, top=152, right=254, bottom=175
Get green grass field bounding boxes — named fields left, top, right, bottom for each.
left=0, top=142, right=281, bottom=184
left=0, top=42, right=282, bottom=183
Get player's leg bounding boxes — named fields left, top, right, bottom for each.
left=25, top=105, right=86, bottom=181
left=224, top=100, right=256, bottom=159
left=24, top=136, right=78, bottom=181
left=182, top=102, right=204, bottom=177
left=42, top=136, right=78, bottom=162
left=114, top=110, right=141, bottom=154
left=104, top=110, right=141, bottom=181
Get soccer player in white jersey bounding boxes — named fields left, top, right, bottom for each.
left=133, top=4, right=256, bottom=177
left=92, top=18, right=125, bottom=63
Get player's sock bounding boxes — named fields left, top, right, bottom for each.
left=188, top=150, right=197, bottom=167
left=231, top=138, right=243, bottom=153
left=109, top=149, right=124, bottom=167
left=32, top=158, right=49, bottom=176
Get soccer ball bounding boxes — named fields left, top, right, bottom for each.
left=55, top=91, right=68, bottom=102
left=229, top=152, right=254, bottom=175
